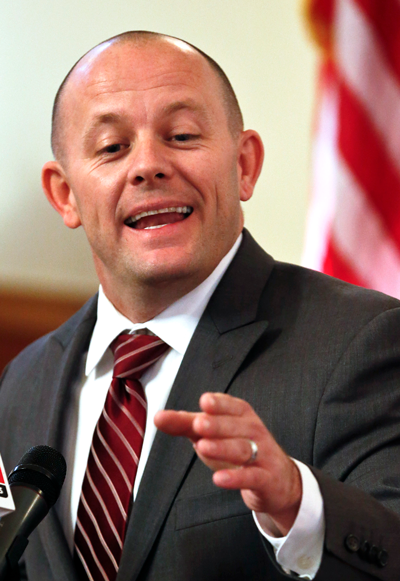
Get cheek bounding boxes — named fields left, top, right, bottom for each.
left=186, top=160, right=232, bottom=202
left=216, top=160, right=242, bottom=205
left=72, top=173, right=122, bottom=221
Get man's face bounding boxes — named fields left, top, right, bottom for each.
left=49, top=39, right=258, bottom=300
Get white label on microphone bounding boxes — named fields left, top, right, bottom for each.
left=0, top=454, right=15, bottom=516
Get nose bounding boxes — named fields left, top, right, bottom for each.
left=127, top=136, right=171, bottom=185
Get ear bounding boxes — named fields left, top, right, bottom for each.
left=237, top=130, right=264, bottom=202
left=41, top=161, right=82, bottom=229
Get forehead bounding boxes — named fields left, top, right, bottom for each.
left=61, top=39, right=227, bottom=129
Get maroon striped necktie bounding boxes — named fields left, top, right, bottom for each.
left=74, top=333, right=169, bottom=581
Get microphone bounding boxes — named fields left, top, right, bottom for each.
left=0, top=446, right=66, bottom=580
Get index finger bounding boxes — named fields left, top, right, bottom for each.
left=154, top=409, right=199, bottom=439
left=199, top=393, right=252, bottom=417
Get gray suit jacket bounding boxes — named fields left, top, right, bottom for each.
left=1, top=230, right=400, bottom=580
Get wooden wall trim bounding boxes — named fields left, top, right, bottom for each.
left=0, top=288, right=88, bottom=374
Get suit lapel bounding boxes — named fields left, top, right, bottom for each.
left=43, top=297, right=98, bottom=451
left=118, top=231, right=274, bottom=581
left=35, top=297, right=98, bottom=581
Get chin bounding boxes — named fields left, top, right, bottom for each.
left=138, top=265, right=197, bottom=287
left=134, top=255, right=211, bottom=289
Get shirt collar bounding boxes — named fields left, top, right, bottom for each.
left=85, top=234, right=242, bottom=376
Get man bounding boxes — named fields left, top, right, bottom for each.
left=1, top=30, right=400, bottom=581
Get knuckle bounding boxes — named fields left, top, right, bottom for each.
left=239, top=399, right=252, bottom=414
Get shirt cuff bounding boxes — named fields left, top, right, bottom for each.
left=253, top=460, right=325, bottom=579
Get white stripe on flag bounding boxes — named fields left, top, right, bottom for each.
left=336, top=0, right=400, bottom=177
left=332, top=157, right=400, bottom=298
left=302, top=74, right=339, bottom=270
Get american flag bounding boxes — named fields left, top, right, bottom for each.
left=302, top=0, right=400, bottom=298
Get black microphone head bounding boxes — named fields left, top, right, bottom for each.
left=8, top=446, right=66, bottom=508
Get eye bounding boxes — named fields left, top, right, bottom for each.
left=104, top=143, right=123, bottom=153
left=98, top=142, right=130, bottom=157
left=171, top=133, right=199, bottom=143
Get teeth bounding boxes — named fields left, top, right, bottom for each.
left=126, top=206, right=192, bottom=225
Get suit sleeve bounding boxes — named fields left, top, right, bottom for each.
left=308, top=306, right=400, bottom=580
left=310, top=468, right=399, bottom=581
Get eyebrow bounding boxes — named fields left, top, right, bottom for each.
left=159, top=99, right=211, bottom=123
left=82, top=113, right=123, bottom=150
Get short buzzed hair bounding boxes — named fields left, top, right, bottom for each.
left=51, top=31, right=244, bottom=162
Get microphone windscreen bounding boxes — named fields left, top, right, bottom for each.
left=8, top=446, right=66, bottom=508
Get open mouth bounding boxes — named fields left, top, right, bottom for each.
left=124, top=206, right=193, bottom=230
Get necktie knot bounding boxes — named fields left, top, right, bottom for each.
left=111, top=333, right=169, bottom=381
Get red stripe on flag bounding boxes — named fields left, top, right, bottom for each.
left=355, top=0, right=400, bottom=84
left=0, top=466, right=4, bottom=485
left=338, top=81, right=400, bottom=251
left=323, top=238, right=365, bottom=287
left=308, top=0, right=335, bottom=23
left=304, top=0, right=336, bottom=52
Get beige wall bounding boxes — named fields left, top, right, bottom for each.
left=0, top=0, right=317, bottom=297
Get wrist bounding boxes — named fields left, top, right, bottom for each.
left=265, top=460, right=302, bottom=536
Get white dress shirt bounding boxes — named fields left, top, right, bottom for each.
left=57, top=234, right=324, bottom=578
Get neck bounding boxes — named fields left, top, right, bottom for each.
left=96, top=231, right=243, bottom=323
left=100, top=273, right=209, bottom=323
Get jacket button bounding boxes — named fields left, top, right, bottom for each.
left=368, top=545, right=379, bottom=564
left=377, top=549, right=388, bottom=568
left=344, top=534, right=360, bottom=553
left=359, top=540, right=371, bottom=560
